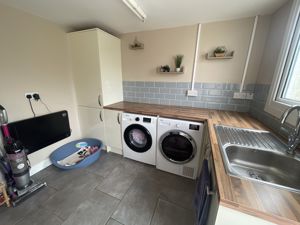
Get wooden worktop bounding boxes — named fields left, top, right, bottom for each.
left=105, top=101, right=300, bottom=225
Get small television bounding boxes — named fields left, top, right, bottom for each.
left=6, top=111, right=71, bottom=154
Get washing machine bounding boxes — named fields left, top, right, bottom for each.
left=156, top=117, right=204, bottom=179
left=122, top=113, right=157, bottom=165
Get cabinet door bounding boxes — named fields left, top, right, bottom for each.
left=104, top=109, right=122, bottom=154
left=77, top=106, right=106, bottom=142
left=98, top=31, right=123, bottom=106
left=69, top=30, right=103, bottom=108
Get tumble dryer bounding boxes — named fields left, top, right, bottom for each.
left=122, top=113, right=157, bottom=165
left=156, top=117, right=204, bottom=179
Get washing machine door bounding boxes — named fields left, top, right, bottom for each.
left=124, top=124, right=152, bottom=153
left=160, top=130, right=196, bottom=164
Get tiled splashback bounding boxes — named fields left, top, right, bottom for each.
left=249, top=84, right=281, bottom=131
left=123, top=81, right=255, bottom=112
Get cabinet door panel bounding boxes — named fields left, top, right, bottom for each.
left=69, top=30, right=102, bottom=108
left=104, top=109, right=122, bottom=154
left=77, top=106, right=105, bottom=142
left=98, top=32, right=123, bottom=106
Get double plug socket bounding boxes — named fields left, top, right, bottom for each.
left=25, top=92, right=40, bottom=100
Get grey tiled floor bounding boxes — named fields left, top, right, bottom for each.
left=0, top=151, right=196, bottom=225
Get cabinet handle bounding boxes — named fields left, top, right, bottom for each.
left=99, top=111, right=103, bottom=122
left=117, top=113, right=121, bottom=124
left=206, top=186, right=215, bottom=196
left=98, top=95, right=102, bottom=107
left=204, top=143, right=211, bottom=159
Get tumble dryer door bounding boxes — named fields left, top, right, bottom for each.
left=124, top=124, right=152, bottom=153
left=159, top=131, right=196, bottom=164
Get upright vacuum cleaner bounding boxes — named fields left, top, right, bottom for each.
left=0, top=105, right=47, bottom=207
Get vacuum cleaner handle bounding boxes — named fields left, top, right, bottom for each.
left=0, top=105, right=8, bottom=125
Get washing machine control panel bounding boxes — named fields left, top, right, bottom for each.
left=143, top=117, right=151, bottom=123
left=135, top=117, right=140, bottom=122
left=189, top=124, right=200, bottom=130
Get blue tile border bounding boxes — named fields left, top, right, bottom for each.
left=249, top=84, right=282, bottom=132
left=123, top=81, right=253, bottom=112
left=124, top=81, right=288, bottom=135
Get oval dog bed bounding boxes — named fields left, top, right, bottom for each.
left=50, top=138, right=102, bottom=170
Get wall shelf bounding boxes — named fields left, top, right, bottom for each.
left=206, top=51, right=234, bottom=60
left=129, top=44, right=144, bottom=50
left=129, top=37, right=144, bottom=50
left=157, top=67, right=184, bottom=74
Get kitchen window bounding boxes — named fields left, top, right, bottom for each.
left=277, top=13, right=300, bottom=104
left=265, top=0, right=300, bottom=118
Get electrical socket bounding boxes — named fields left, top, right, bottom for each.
left=233, top=92, right=254, bottom=100
left=233, top=92, right=246, bottom=99
left=25, top=92, right=39, bottom=99
left=245, top=93, right=254, bottom=100
left=186, top=90, right=198, bottom=97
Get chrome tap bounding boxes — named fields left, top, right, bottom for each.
left=280, top=105, right=300, bottom=154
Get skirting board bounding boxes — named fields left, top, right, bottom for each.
left=106, top=145, right=123, bottom=155
left=30, top=158, right=52, bottom=176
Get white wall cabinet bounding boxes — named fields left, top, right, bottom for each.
left=68, top=28, right=123, bottom=145
left=68, top=28, right=123, bottom=108
left=104, top=109, right=122, bottom=154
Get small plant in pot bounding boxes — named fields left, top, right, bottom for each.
left=160, top=65, right=170, bottom=72
left=214, top=46, right=227, bottom=57
left=174, top=55, right=184, bottom=72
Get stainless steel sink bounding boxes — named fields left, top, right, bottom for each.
left=215, top=125, right=300, bottom=193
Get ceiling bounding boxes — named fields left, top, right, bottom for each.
left=0, top=0, right=288, bottom=35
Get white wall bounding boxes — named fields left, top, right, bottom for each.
left=121, top=16, right=270, bottom=85
left=0, top=4, right=80, bottom=168
left=255, top=0, right=293, bottom=85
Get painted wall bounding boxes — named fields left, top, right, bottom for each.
left=198, top=17, right=269, bottom=85
left=121, top=16, right=270, bottom=111
left=250, top=0, right=292, bottom=131
left=121, top=16, right=270, bottom=85
left=255, top=0, right=292, bottom=85
left=0, top=4, right=80, bottom=167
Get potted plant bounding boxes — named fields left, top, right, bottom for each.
left=174, top=55, right=184, bottom=72
left=214, top=46, right=227, bottom=57
left=160, top=65, right=170, bottom=72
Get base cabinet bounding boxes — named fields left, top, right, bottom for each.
left=202, top=128, right=276, bottom=225
left=214, top=206, right=276, bottom=225
left=104, top=109, right=122, bottom=155
left=77, top=106, right=106, bottom=142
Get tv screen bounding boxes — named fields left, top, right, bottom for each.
left=6, top=111, right=71, bottom=154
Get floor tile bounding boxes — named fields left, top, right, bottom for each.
left=159, top=177, right=196, bottom=210
left=150, top=199, right=195, bottom=225
left=61, top=190, right=120, bottom=225
left=15, top=208, right=63, bottom=225
left=1, top=153, right=196, bottom=225
left=138, top=165, right=196, bottom=209
left=43, top=172, right=104, bottom=220
left=111, top=176, right=162, bottom=225
left=85, top=152, right=123, bottom=178
left=139, top=165, right=188, bottom=188
left=0, top=186, right=57, bottom=225
left=106, top=218, right=124, bottom=225
left=96, top=158, right=142, bottom=199
left=32, top=165, right=62, bottom=180
left=40, top=167, right=101, bottom=191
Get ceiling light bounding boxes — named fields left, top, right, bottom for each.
left=122, top=0, right=147, bottom=22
